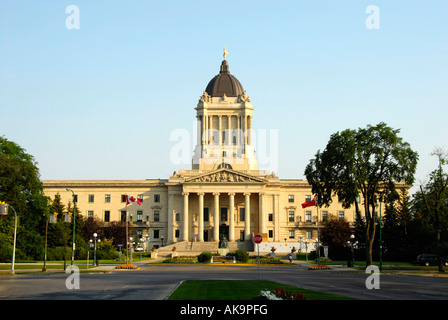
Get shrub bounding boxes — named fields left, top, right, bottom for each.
left=197, top=251, right=213, bottom=263
left=163, top=257, right=197, bottom=264
left=235, top=249, right=249, bottom=263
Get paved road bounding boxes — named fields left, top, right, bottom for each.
left=1, top=261, right=448, bottom=301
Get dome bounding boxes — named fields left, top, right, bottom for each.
left=205, top=60, right=244, bottom=97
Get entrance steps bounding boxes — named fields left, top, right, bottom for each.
left=157, top=241, right=254, bottom=256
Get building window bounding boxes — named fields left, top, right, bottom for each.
left=322, top=211, right=328, bottom=222
left=105, top=194, right=111, bottom=203
left=306, top=211, right=312, bottom=222
left=288, top=211, right=294, bottom=222
left=268, top=213, right=273, bottom=222
left=306, top=230, right=313, bottom=239
left=104, top=211, right=110, bottom=222
left=154, top=194, right=160, bottom=203
left=268, top=230, right=273, bottom=238
left=288, top=195, right=294, bottom=203
left=176, top=212, right=180, bottom=222
left=339, top=211, right=345, bottom=219
left=305, top=195, right=311, bottom=202
left=175, top=230, right=180, bottom=238
left=138, top=194, right=144, bottom=203
left=204, top=208, right=209, bottom=222
left=137, top=210, right=143, bottom=223
left=239, top=208, right=245, bottom=222
left=121, top=210, right=126, bottom=222
left=121, top=195, right=126, bottom=202
left=88, top=211, right=94, bottom=219
left=72, top=194, right=78, bottom=203
left=154, top=210, right=160, bottom=222
left=289, top=230, right=295, bottom=239
left=221, top=208, right=227, bottom=222
left=154, top=230, right=159, bottom=239
left=88, top=194, right=94, bottom=203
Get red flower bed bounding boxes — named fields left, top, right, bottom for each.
left=308, top=265, right=332, bottom=270
left=272, top=288, right=309, bottom=300
left=115, top=264, right=138, bottom=269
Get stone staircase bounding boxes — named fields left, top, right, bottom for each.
left=157, top=241, right=254, bottom=256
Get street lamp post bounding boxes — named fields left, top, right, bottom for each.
left=145, top=234, right=150, bottom=253
left=87, top=239, right=93, bottom=268
left=0, top=202, right=17, bottom=274
left=347, top=234, right=358, bottom=267
left=93, top=233, right=100, bottom=266
left=3, top=203, right=18, bottom=275
left=140, top=239, right=144, bottom=260
left=66, top=188, right=76, bottom=266
left=129, top=237, right=133, bottom=263
left=315, top=238, right=320, bottom=265
left=304, top=239, right=308, bottom=262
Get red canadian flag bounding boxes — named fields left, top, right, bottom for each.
left=301, top=198, right=316, bottom=208
left=126, top=195, right=141, bottom=206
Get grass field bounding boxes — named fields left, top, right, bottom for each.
left=167, top=280, right=356, bottom=300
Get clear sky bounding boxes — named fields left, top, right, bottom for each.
left=1, top=0, right=447, bottom=195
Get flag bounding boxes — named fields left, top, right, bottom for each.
left=126, top=195, right=141, bottom=206
left=301, top=198, right=316, bottom=208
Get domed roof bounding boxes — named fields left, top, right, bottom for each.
left=205, top=60, right=244, bottom=97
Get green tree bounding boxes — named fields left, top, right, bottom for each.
left=0, top=136, right=49, bottom=261
left=305, top=123, right=418, bottom=266
left=320, top=214, right=352, bottom=260
left=415, top=148, right=448, bottom=272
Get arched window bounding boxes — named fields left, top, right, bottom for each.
left=217, top=163, right=232, bottom=170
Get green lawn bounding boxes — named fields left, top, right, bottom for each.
left=167, top=280, right=356, bottom=300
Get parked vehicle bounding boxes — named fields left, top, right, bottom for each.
left=417, top=254, right=448, bottom=266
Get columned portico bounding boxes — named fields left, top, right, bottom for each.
left=179, top=177, right=269, bottom=244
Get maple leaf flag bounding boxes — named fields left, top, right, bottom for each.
left=301, top=198, right=316, bottom=209
left=126, top=195, right=141, bottom=206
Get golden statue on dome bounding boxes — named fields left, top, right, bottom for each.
left=223, top=47, right=228, bottom=60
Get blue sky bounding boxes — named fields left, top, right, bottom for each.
left=1, top=0, right=447, bottom=195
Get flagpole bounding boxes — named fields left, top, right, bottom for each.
left=125, top=194, right=129, bottom=267
left=316, top=195, right=320, bottom=266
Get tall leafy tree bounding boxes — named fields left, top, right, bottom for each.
left=415, top=148, right=448, bottom=272
left=0, top=136, right=49, bottom=260
left=305, top=123, right=418, bottom=266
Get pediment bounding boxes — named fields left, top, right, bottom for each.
left=185, top=169, right=265, bottom=183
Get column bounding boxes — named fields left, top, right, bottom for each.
left=248, top=116, right=252, bottom=146
left=182, top=192, right=189, bottom=241
left=227, top=115, right=231, bottom=146
left=244, top=115, right=248, bottom=147
left=259, top=193, right=266, bottom=235
left=198, top=193, right=204, bottom=242
left=237, top=115, right=241, bottom=146
left=209, top=115, right=213, bottom=144
left=197, top=116, right=201, bottom=146
left=244, top=192, right=251, bottom=241
left=274, top=194, right=280, bottom=241
left=213, top=193, right=220, bottom=242
left=228, top=193, right=235, bottom=241
left=167, top=192, right=174, bottom=244
left=218, top=115, right=222, bottom=145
